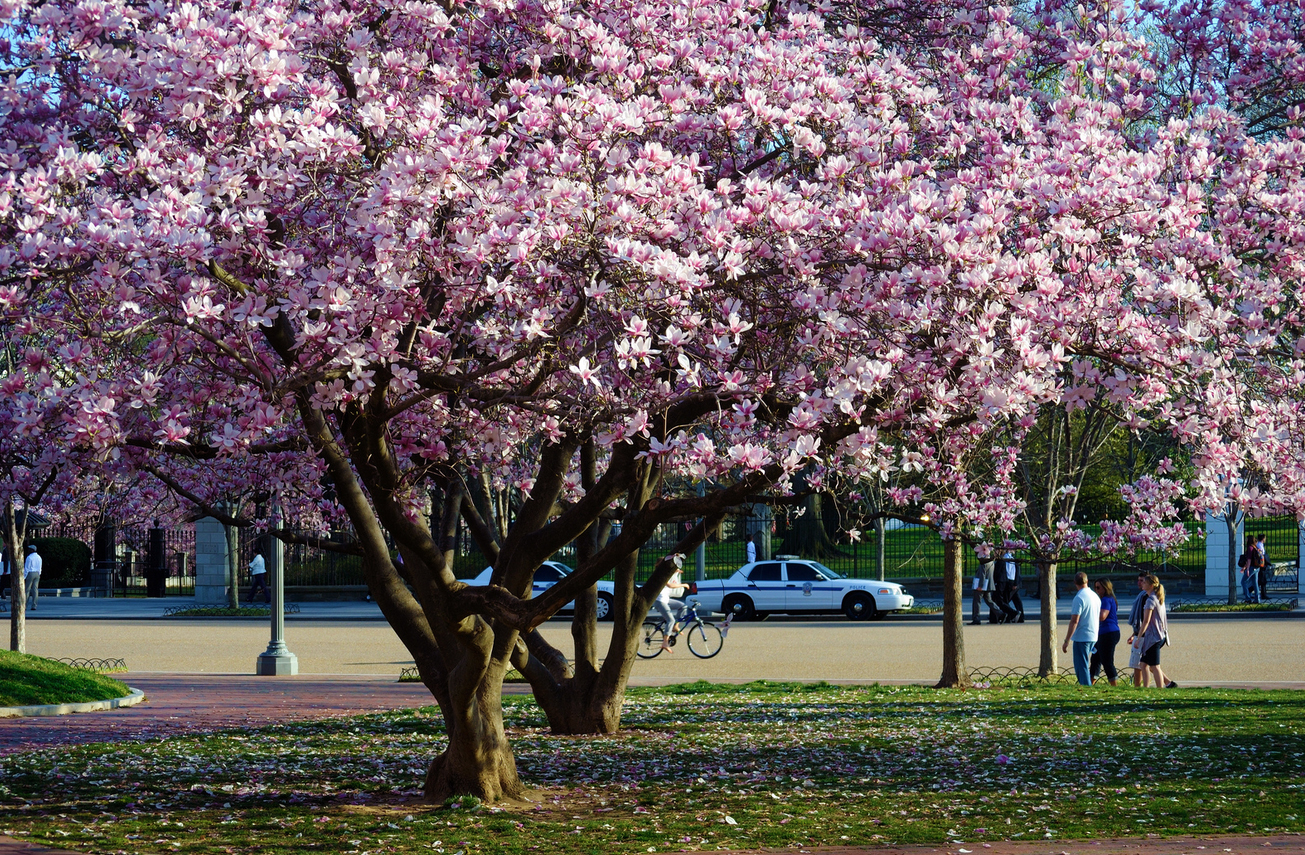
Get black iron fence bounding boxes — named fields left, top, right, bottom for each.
left=34, top=509, right=1301, bottom=598
left=41, top=520, right=196, bottom=596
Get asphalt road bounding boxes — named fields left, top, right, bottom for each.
left=19, top=612, right=1305, bottom=686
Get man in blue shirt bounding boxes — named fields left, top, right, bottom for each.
left=1061, top=571, right=1101, bottom=686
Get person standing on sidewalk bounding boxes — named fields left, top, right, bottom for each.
left=1239, top=537, right=1260, bottom=603
left=22, top=544, right=42, bottom=611
left=1089, top=578, right=1120, bottom=686
left=998, top=551, right=1025, bottom=623
left=970, top=551, right=998, bottom=625
left=247, top=551, right=270, bottom=603
left=1255, top=534, right=1269, bottom=601
left=1062, top=572, right=1101, bottom=686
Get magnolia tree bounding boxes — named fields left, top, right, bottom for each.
left=5, top=0, right=1305, bottom=803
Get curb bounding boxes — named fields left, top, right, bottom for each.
left=0, top=688, right=144, bottom=719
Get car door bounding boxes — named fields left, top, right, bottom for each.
left=783, top=561, right=835, bottom=611
left=532, top=562, right=563, bottom=599
left=742, top=562, right=787, bottom=611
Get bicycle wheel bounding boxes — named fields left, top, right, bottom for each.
left=685, top=620, right=723, bottom=659
left=636, top=621, right=666, bottom=659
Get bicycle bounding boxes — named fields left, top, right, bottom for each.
left=636, top=599, right=728, bottom=659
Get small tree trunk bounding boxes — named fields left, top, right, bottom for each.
left=224, top=522, right=240, bottom=609
left=935, top=538, right=970, bottom=688
left=875, top=517, right=886, bottom=581
left=424, top=663, right=526, bottom=803
left=9, top=560, right=25, bottom=654
left=1037, top=560, right=1058, bottom=677
left=7, top=504, right=27, bottom=653
left=1225, top=513, right=1239, bottom=605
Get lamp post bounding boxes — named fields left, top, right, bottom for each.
left=256, top=504, right=297, bottom=675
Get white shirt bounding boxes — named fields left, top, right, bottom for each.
left=1003, top=552, right=1017, bottom=580
left=657, top=570, right=682, bottom=606
left=23, top=552, right=41, bottom=577
left=249, top=554, right=266, bottom=576
left=746, top=541, right=757, bottom=563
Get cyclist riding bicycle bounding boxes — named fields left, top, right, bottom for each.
left=652, top=554, right=690, bottom=653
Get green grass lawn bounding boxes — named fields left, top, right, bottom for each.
left=0, top=650, right=131, bottom=707
left=1, top=681, right=1301, bottom=853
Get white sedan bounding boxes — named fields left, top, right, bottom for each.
left=461, top=561, right=616, bottom=620
left=693, top=557, right=913, bottom=620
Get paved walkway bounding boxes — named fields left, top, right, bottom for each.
left=0, top=673, right=454, bottom=756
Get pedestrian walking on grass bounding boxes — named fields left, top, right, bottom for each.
left=1128, top=574, right=1175, bottom=689
left=22, top=544, right=41, bottom=611
left=1089, top=578, right=1120, bottom=686
left=1062, top=572, right=1100, bottom=686
left=1127, top=572, right=1148, bottom=687
left=247, top=551, right=270, bottom=603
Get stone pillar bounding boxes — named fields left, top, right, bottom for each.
left=1205, top=512, right=1242, bottom=599
left=194, top=517, right=229, bottom=606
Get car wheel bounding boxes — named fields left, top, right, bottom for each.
left=721, top=594, right=755, bottom=621
left=596, top=592, right=614, bottom=621
left=843, top=592, right=877, bottom=621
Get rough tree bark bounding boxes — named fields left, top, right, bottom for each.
left=935, top=537, right=970, bottom=688
left=780, top=493, right=847, bottom=560
left=6, top=502, right=29, bottom=653
left=224, top=521, right=240, bottom=609
left=1037, top=560, right=1058, bottom=677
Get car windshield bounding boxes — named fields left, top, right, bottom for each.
left=810, top=561, right=841, bottom=579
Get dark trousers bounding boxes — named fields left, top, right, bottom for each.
left=247, top=573, right=270, bottom=603
left=971, top=590, right=995, bottom=623
left=1090, top=630, right=1120, bottom=682
left=993, top=587, right=1020, bottom=621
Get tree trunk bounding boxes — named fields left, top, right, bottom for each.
left=1037, top=560, right=1058, bottom=677
left=423, top=662, right=526, bottom=803
left=780, top=493, right=846, bottom=560
left=874, top=517, right=885, bottom=580
left=935, top=538, right=969, bottom=688
left=529, top=657, right=630, bottom=735
left=1225, top=512, right=1239, bottom=605
left=523, top=554, right=644, bottom=735
left=7, top=503, right=27, bottom=653
left=224, top=522, right=240, bottom=609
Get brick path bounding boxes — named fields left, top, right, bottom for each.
left=0, top=673, right=444, bottom=756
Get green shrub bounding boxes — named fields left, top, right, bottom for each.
left=29, top=537, right=92, bottom=587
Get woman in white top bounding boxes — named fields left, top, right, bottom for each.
left=652, top=566, right=690, bottom=652
left=1128, top=574, right=1175, bottom=689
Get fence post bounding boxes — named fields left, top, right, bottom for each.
left=146, top=520, right=167, bottom=597
left=92, top=522, right=116, bottom=599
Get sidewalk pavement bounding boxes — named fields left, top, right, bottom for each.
left=4, top=594, right=1300, bottom=622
